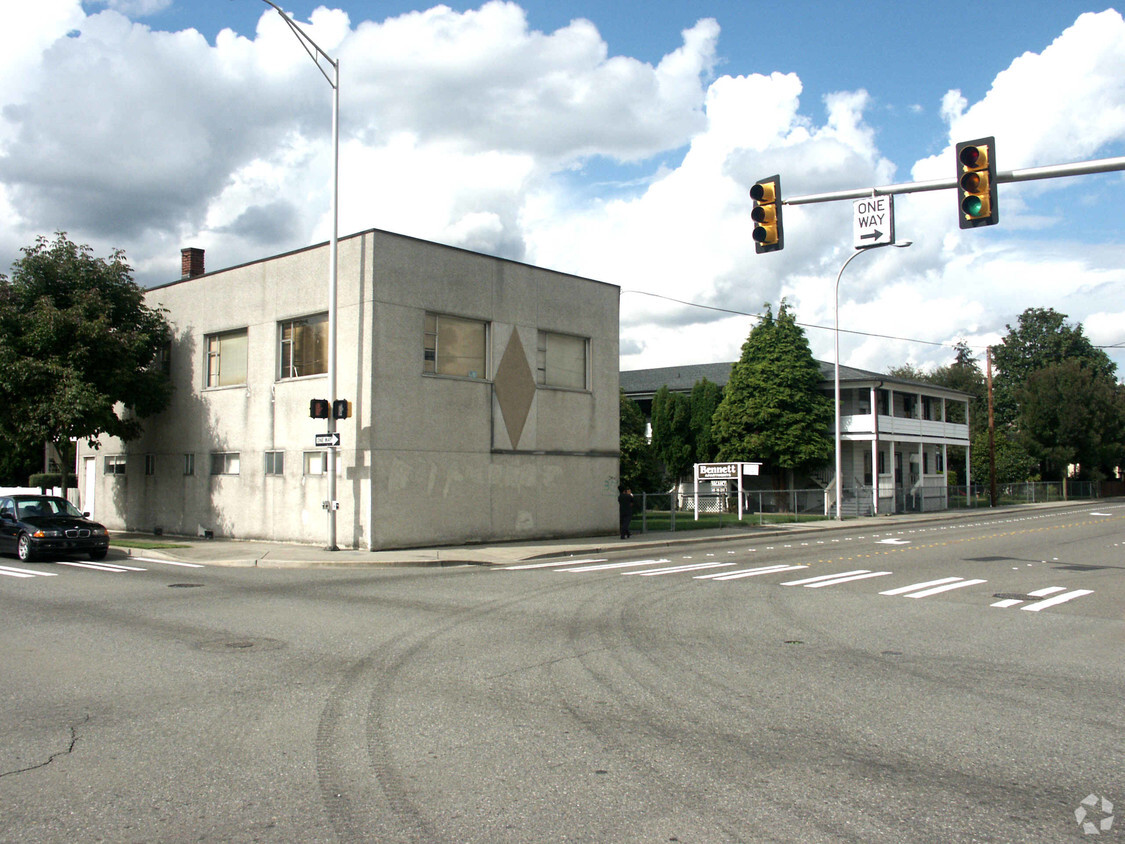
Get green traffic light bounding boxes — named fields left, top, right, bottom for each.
left=962, top=196, right=984, bottom=216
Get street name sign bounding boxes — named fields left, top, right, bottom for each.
left=853, top=195, right=895, bottom=248
left=315, top=432, right=341, bottom=448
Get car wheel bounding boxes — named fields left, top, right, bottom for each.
left=89, top=549, right=108, bottom=561
left=16, top=533, right=36, bottom=563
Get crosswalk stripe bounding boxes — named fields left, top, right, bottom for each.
left=502, top=558, right=607, bottom=570
left=782, top=569, right=872, bottom=586
left=55, top=560, right=146, bottom=572
left=880, top=577, right=963, bottom=596
left=991, top=586, right=1069, bottom=608
left=782, top=569, right=893, bottom=588
left=0, top=565, right=52, bottom=578
left=1021, top=589, right=1094, bottom=612
left=899, top=578, right=987, bottom=598
left=558, top=559, right=669, bottom=573
left=128, top=557, right=206, bottom=568
left=626, top=562, right=733, bottom=576
left=695, top=564, right=808, bottom=581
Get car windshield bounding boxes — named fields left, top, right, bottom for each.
left=15, top=497, right=83, bottom=519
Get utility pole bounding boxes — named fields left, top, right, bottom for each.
left=986, top=346, right=997, bottom=508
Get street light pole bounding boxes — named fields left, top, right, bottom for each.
left=257, top=0, right=340, bottom=549
left=834, top=240, right=912, bottom=521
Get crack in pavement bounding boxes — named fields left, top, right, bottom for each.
left=0, top=715, right=88, bottom=778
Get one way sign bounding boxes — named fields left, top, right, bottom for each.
left=853, top=195, right=895, bottom=248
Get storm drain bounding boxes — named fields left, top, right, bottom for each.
left=992, top=592, right=1037, bottom=602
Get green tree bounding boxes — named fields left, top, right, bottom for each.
left=940, top=343, right=985, bottom=427
left=991, top=307, right=1115, bottom=426
left=651, top=385, right=693, bottom=480
left=619, top=390, right=662, bottom=492
left=0, top=442, right=41, bottom=488
left=711, top=301, right=833, bottom=488
left=970, top=426, right=1037, bottom=485
left=689, top=377, right=723, bottom=463
left=0, top=233, right=173, bottom=494
left=884, top=362, right=929, bottom=383
left=1016, top=358, right=1124, bottom=486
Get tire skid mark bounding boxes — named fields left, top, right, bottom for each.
left=314, top=578, right=588, bottom=842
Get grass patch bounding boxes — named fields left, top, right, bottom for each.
left=631, top=510, right=828, bottom=532
left=111, top=539, right=192, bottom=550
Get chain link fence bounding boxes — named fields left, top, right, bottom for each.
left=629, top=481, right=1107, bottom=534
left=630, top=489, right=829, bottom=533
left=947, top=481, right=1099, bottom=508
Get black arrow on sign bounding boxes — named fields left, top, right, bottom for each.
left=860, top=229, right=883, bottom=241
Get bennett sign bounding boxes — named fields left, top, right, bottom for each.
left=696, top=462, right=761, bottom=480
left=692, top=462, right=763, bottom=521
left=697, top=462, right=741, bottom=480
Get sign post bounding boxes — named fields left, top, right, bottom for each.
left=693, top=462, right=762, bottom=521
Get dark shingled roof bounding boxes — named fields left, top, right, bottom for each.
left=620, top=360, right=971, bottom=401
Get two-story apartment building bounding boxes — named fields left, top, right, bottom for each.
left=78, top=230, right=620, bottom=549
left=621, top=361, right=972, bottom=515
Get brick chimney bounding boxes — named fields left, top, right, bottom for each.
left=181, top=247, right=205, bottom=279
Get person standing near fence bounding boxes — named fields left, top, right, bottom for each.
left=618, top=486, right=634, bottom=539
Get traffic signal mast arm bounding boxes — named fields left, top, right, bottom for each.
left=779, top=154, right=1125, bottom=206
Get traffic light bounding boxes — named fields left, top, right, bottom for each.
left=955, top=137, right=998, bottom=228
left=332, top=399, right=351, bottom=420
left=750, top=175, right=784, bottom=253
left=309, top=398, right=330, bottom=419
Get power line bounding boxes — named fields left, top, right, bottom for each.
left=621, top=289, right=972, bottom=351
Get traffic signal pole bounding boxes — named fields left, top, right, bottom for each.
left=781, top=154, right=1125, bottom=207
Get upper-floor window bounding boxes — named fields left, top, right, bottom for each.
left=210, top=452, right=241, bottom=475
left=303, top=451, right=343, bottom=476
left=206, top=329, right=248, bottom=388
left=157, top=341, right=172, bottom=376
left=279, top=314, right=328, bottom=380
left=423, top=313, right=488, bottom=380
left=104, top=455, right=126, bottom=475
left=264, top=451, right=285, bottom=475
left=537, top=331, right=588, bottom=390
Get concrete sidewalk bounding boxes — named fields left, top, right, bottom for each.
left=109, top=500, right=1092, bottom=568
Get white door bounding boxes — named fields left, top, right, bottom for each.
left=83, top=457, right=96, bottom=517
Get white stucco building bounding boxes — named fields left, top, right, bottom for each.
left=621, top=361, right=973, bottom=515
left=78, top=230, right=620, bottom=549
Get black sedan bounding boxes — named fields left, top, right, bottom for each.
left=0, top=495, right=110, bottom=562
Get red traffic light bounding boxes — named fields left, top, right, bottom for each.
left=750, top=175, right=783, bottom=253
left=955, top=137, right=998, bottom=229
left=958, top=145, right=985, bottom=169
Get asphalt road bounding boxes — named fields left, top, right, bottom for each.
left=1, top=502, right=1122, bottom=843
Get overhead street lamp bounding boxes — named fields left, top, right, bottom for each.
left=257, top=0, right=341, bottom=549
left=834, top=240, right=912, bottom=521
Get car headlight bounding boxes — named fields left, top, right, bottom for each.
left=33, top=530, right=62, bottom=538
left=91, top=528, right=108, bottom=537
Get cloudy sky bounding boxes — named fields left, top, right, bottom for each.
left=4, top=1, right=1125, bottom=376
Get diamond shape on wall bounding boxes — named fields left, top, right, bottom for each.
left=493, top=329, right=536, bottom=449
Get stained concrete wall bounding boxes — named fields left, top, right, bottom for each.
left=79, top=230, right=619, bottom=549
